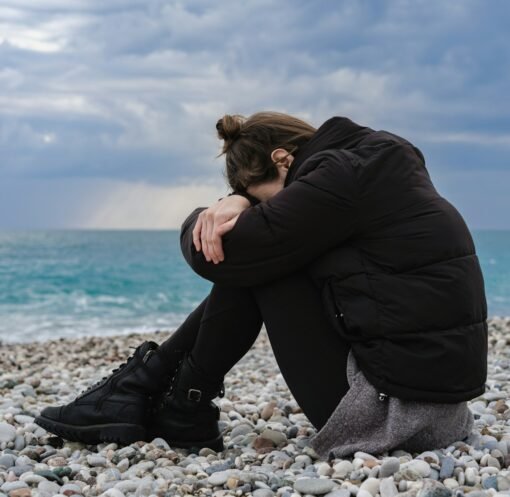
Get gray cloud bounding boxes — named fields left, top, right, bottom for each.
left=0, top=0, right=508, bottom=228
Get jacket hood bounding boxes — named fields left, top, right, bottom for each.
left=285, top=116, right=373, bottom=187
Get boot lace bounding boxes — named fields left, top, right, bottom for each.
left=75, top=346, right=138, bottom=399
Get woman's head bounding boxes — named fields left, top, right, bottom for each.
left=216, top=111, right=316, bottom=196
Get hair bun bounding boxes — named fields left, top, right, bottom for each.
left=216, top=114, right=245, bottom=142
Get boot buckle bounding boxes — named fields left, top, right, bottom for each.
left=188, top=388, right=202, bottom=402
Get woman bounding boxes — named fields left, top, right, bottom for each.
left=35, top=112, right=488, bottom=459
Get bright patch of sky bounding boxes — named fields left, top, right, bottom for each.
left=0, top=0, right=508, bottom=229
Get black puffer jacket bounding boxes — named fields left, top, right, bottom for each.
left=180, top=116, right=488, bottom=403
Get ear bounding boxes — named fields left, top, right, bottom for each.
left=271, top=148, right=292, bottom=169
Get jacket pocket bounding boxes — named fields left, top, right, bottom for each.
left=327, top=275, right=382, bottom=340
left=324, top=277, right=364, bottom=342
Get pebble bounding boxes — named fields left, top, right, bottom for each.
left=359, top=477, right=380, bottom=495
left=439, top=456, right=455, bottom=479
left=253, top=489, right=275, bottom=497
left=0, top=482, right=28, bottom=493
left=260, top=429, right=287, bottom=446
left=208, top=471, right=230, bottom=486
left=324, top=491, right=350, bottom=497
left=294, top=478, right=336, bottom=494
left=402, top=459, right=431, bottom=478
left=417, top=479, right=451, bottom=497
left=0, top=423, right=16, bottom=443
left=333, top=460, right=353, bottom=478
left=380, top=458, right=400, bottom=478
left=0, top=321, right=509, bottom=497
left=87, top=455, right=107, bottom=467
left=380, top=477, right=399, bottom=497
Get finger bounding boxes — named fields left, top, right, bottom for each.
left=201, top=214, right=210, bottom=261
left=210, top=224, right=224, bottom=263
left=216, top=215, right=239, bottom=238
left=207, top=215, right=220, bottom=263
left=193, top=216, right=203, bottom=251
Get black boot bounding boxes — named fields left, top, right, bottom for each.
left=35, top=341, right=184, bottom=445
left=149, top=350, right=225, bottom=452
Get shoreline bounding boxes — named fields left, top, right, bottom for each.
left=0, top=317, right=509, bottom=496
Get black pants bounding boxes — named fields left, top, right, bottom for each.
left=159, top=271, right=351, bottom=430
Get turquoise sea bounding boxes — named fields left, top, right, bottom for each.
left=0, top=230, right=508, bottom=343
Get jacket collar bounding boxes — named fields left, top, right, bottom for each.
left=284, top=116, right=373, bottom=187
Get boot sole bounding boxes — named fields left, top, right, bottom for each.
left=35, top=415, right=146, bottom=445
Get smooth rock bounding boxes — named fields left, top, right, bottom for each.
left=208, top=471, right=230, bottom=486
left=380, top=478, right=399, bottom=497
left=324, top=490, right=351, bottom=497
left=359, top=477, right=380, bottom=496
left=8, top=489, right=31, bottom=497
left=38, top=480, right=61, bottom=495
left=333, top=461, right=353, bottom=479
left=465, top=467, right=478, bottom=486
left=253, top=489, right=274, bottom=497
left=380, top=458, right=400, bottom=478
left=0, top=423, right=16, bottom=444
left=403, top=460, right=431, bottom=478
left=294, top=478, right=336, bottom=495
left=86, top=455, right=106, bottom=467
left=439, top=457, right=455, bottom=479
left=482, top=475, right=498, bottom=490
left=497, top=476, right=510, bottom=491
left=0, top=455, right=16, bottom=468
left=100, top=489, right=125, bottom=497
left=417, top=479, right=452, bottom=497
left=442, top=478, right=459, bottom=490
left=0, top=482, right=29, bottom=493
left=260, top=429, right=287, bottom=446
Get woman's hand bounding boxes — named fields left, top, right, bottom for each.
left=192, top=195, right=251, bottom=264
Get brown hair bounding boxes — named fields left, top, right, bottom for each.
left=216, top=111, right=317, bottom=192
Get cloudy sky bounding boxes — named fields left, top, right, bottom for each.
left=0, top=0, right=508, bottom=229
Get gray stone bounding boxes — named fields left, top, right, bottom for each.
left=394, top=468, right=423, bottom=482
left=14, top=415, right=34, bottom=424
left=208, top=470, right=230, bottom=486
left=14, top=434, right=25, bottom=451
left=497, top=476, right=510, bottom=491
left=11, top=464, right=34, bottom=476
left=61, top=483, right=83, bottom=494
left=260, top=428, right=287, bottom=446
left=0, top=454, right=16, bottom=468
left=464, top=492, right=488, bottom=497
left=116, top=447, right=137, bottom=459
left=294, top=478, right=336, bottom=495
left=114, top=480, right=139, bottom=493
left=380, top=478, right=399, bottom=497
left=324, top=490, right=351, bottom=497
left=231, top=423, right=254, bottom=438
left=252, top=489, right=274, bottom=497
left=417, top=479, right=452, bottom=497
left=380, top=457, right=400, bottom=478
left=403, top=460, right=431, bottom=478
left=332, top=460, right=353, bottom=478
left=87, top=454, right=107, bottom=467
left=100, top=489, right=126, bottom=497
left=0, top=423, right=16, bottom=443
left=38, top=480, right=61, bottom=495
left=150, top=437, right=170, bottom=449
left=439, top=456, right=455, bottom=479
left=482, top=475, right=498, bottom=490
left=0, top=482, right=29, bottom=493
left=359, top=477, right=380, bottom=496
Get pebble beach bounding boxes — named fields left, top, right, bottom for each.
left=0, top=317, right=509, bottom=497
